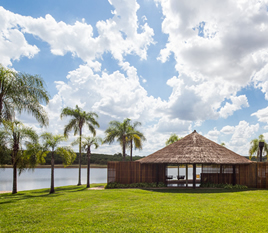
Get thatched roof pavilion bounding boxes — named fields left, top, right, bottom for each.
left=138, top=130, right=251, bottom=165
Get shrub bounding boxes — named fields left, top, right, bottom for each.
left=105, top=182, right=167, bottom=189
left=200, top=182, right=248, bottom=189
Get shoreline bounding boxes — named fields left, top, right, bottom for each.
left=1, top=164, right=107, bottom=169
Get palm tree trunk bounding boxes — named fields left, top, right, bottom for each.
left=12, top=137, right=18, bottom=194
left=50, top=151, right=55, bottom=194
left=12, top=160, right=17, bottom=194
left=87, top=147, right=91, bottom=188
left=130, top=139, right=133, bottom=162
left=78, top=127, right=82, bottom=185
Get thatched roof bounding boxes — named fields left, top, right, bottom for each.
left=139, top=130, right=251, bottom=164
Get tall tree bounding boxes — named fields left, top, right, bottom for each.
left=103, top=118, right=132, bottom=161
left=249, top=134, right=268, bottom=161
left=41, top=132, right=76, bottom=193
left=72, top=136, right=102, bottom=188
left=126, top=121, right=146, bottom=161
left=60, top=105, right=99, bottom=185
left=0, top=65, right=49, bottom=125
left=165, top=133, right=182, bottom=146
left=0, top=120, right=38, bottom=194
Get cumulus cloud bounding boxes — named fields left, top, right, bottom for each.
left=205, top=127, right=220, bottom=142
left=251, top=106, right=268, bottom=124
left=0, top=1, right=154, bottom=65
left=155, top=0, right=268, bottom=121
left=219, top=95, right=249, bottom=118
left=228, top=121, right=259, bottom=155
left=220, top=125, right=235, bottom=135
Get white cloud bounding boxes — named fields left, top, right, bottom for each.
left=0, top=1, right=154, bottom=65
left=155, top=0, right=268, bottom=120
left=220, top=125, right=235, bottom=135
left=205, top=127, right=220, bottom=142
left=251, top=106, right=268, bottom=124
left=219, top=95, right=249, bottom=118
left=228, top=120, right=259, bottom=155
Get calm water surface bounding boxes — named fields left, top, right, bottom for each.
left=0, top=168, right=107, bottom=192
left=0, top=167, right=201, bottom=191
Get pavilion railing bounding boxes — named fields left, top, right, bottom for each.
left=107, top=162, right=166, bottom=184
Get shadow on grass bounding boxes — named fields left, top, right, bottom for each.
left=0, top=185, right=88, bottom=205
left=142, top=188, right=260, bottom=194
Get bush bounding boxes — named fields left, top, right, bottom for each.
left=200, top=182, right=248, bottom=189
left=105, top=182, right=167, bottom=189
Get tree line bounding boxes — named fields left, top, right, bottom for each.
left=0, top=65, right=146, bottom=194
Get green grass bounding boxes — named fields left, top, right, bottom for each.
left=0, top=185, right=267, bottom=232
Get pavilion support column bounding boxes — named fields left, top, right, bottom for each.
left=186, top=164, right=188, bottom=187
left=232, top=165, right=236, bottom=186
left=193, top=164, right=196, bottom=189
left=156, top=164, right=159, bottom=186
left=220, top=165, right=223, bottom=184
left=178, top=164, right=180, bottom=187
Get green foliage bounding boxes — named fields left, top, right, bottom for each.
left=166, top=133, right=182, bottom=146
left=103, top=118, right=146, bottom=161
left=56, top=147, right=76, bottom=166
left=249, top=134, right=268, bottom=160
left=0, top=64, right=49, bottom=126
left=200, top=182, right=248, bottom=189
left=60, top=105, right=99, bottom=138
left=105, top=182, right=167, bottom=189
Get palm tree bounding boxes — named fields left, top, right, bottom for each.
left=249, top=134, right=268, bottom=161
left=41, top=132, right=76, bottom=193
left=103, top=118, right=132, bottom=161
left=166, top=133, right=181, bottom=146
left=0, top=120, right=38, bottom=194
left=126, top=121, right=146, bottom=161
left=60, top=105, right=99, bottom=185
left=0, top=65, right=49, bottom=125
left=72, top=136, right=102, bottom=188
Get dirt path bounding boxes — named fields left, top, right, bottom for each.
left=88, top=186, right=105, bottom=190
left=0, top=191, right=11, bottom=194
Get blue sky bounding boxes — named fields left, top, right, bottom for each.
left=1, top=0, right=268, bottom=157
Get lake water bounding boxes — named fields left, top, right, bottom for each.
left=0, top=168, right=107, bottom=192
left=0, top=167, right=201, bottom=191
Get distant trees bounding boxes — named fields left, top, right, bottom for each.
left=249, top=134, right=268, bottom=161
left=0, top=64, right=49, bottom=125
left=166, top=133, right=182, bottom=146
left=41, top=132, right=76, bottom=193
left=61, top=105, right=99, bottom=186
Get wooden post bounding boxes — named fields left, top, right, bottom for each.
left=233, top=165, right=236, bottom=185
left=186, top=164, right=188, bottom=187
left=220, top=165, right=223, bottom=184
left=177, top=164, right=180, bottom=187
left=156, top=164, right=159, bottom=186
left=193, top=164, right=196, bottom=189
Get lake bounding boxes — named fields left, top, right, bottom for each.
left=0, top=167, right=201, bottom=191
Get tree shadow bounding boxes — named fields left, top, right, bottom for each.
left=142, top=187, right=259, bottom=194
left=0, top=185, right=88, bottom=205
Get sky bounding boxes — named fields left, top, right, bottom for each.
left=1, top=0, right=268, bottom=157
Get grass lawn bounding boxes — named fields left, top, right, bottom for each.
left=0, top=185, right=267, bottom=232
